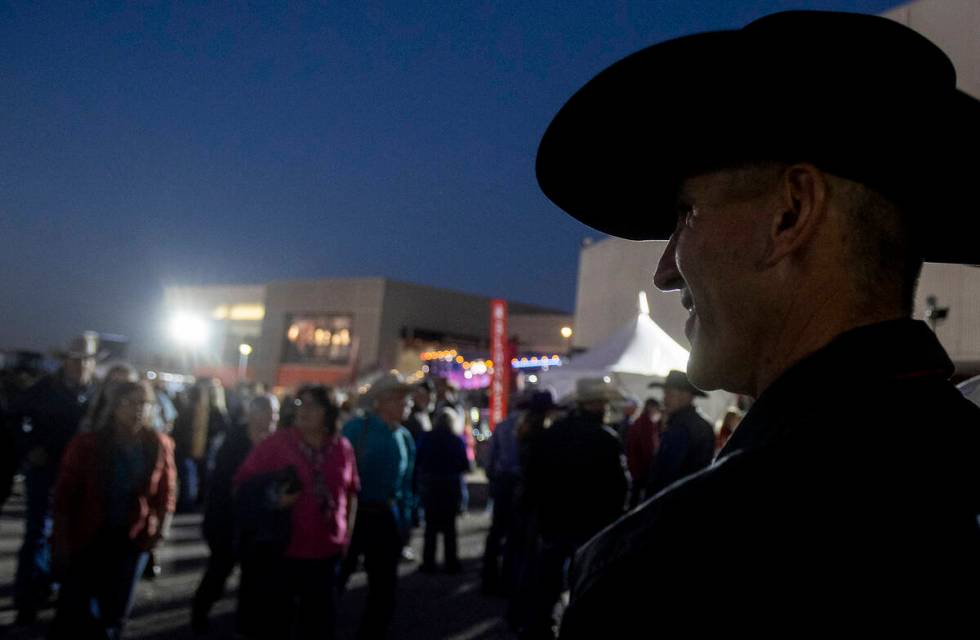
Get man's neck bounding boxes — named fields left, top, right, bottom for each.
left=750, top=286, right=906, bottom=397
left=667, top=404, right=693, bottom=418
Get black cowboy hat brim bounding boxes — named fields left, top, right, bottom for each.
left=536, top=11, right=980, bottom=264
left=648, top=379, right=708, bottom=397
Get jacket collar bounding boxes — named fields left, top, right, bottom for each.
left=719, top=319, right=953, bottom=458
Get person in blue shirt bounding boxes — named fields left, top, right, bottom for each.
left=339, top=372, right=415, bottom=640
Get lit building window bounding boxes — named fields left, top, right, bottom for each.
left=282, top=314, right=353, bottom=365
left=229, top=304, right=265, bottom=321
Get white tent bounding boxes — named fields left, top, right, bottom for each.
left=537, top=292, right=737, bottom=423
left=957, top=374, right=980, bottom=408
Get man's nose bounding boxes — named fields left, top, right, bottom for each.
left=653, top=234, right=684, bottom=292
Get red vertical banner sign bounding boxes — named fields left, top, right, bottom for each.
left=489, top=299, right=509, bottom=431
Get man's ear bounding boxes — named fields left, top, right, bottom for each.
left=763, top=163, right=828, bottom=266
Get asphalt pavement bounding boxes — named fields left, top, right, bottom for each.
left=0, top=478, right=514, bottom=640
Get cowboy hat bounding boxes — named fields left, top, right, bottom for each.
left=363, top=371, right=414, bottom=402
left=575, top=377, right=626, bottom=404
left=649, top=370, right=707, bottom=397
left=536, top=11, right=980, bottom=264
left=523, top=389, right=558, bottom=413
left=55, top=331, right=105, bottom=361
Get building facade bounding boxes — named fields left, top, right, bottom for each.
left=163, top=278, right=571, bottom=389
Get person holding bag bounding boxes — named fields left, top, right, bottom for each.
left=233, top=385, right=358, bottom=640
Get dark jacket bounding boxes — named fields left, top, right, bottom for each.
left=559, top=320, right=980, bottom=638
left=524, top=410, right=630, bottom=546
left=403, top=409, right=430, bottom=443
left=202, top=428, right=253, bottom=547
left=415, top=426, right=470, bottom=512
left=234, top=467, right=297, bottom=558
left=645, top=404, right=715, bottom=497
left=11, top=373, right=89, bottom=467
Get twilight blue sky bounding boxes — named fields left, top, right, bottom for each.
left=0, top=0, right=901, bottom=356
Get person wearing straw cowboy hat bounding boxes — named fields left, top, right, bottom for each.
left=520, top=377, right=629, bottom=638
left=536, top=10, right=980, bottom=636
left=644, top=370, right=714, bottom=499
left=8, top=332, right=101, bottom=625
left=339, top=371, right=416, bottom=640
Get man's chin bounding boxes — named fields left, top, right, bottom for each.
left=685, top=353, right=722, bottom=393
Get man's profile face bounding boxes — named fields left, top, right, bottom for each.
left=654, top=168, right=779, bottom=393
left=662, top=387, right=693, bottom=415
left=376, top=390, right=412, bottom=425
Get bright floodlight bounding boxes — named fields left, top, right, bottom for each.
left=239, top=343, right=253, bottom=356
left=169, top=313, right=209, bottom=348
left=560, top=326, right=573, bottom=339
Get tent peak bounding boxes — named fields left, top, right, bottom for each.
left=638, top=291, right=650, bottom=316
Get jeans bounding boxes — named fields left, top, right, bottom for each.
left=49, top=532, right=148, bottom=640
left=520, top=536, right=577, bottom=640
left=281, top=557, right=340, bottom=640
left=14, top=465, right=54, bottom=614
left=237, top=549, right=279, bottom=638
left=176, top=457, right=199, bottom=512
left=340, top=505, right=402, bottom=640
left=482, top=474, right=519, bottom=590
left=422, top=504, right=459, bottom=569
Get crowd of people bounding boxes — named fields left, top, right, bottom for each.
left=0, top=338, right=497, bottom=639
left=0, top=326, right=741, bottom=639
left=5, top=7, right=979, bottom=639
left=481, top=372, right=737, bottom=638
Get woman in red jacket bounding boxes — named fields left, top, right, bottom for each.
left=49, top=380, right=176, bottom=639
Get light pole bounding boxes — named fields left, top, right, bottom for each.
left=560, top=326, right=573, bottom=355
left=238, top=343, right=253, bottom=381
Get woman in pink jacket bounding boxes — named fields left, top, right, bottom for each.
left=234, top=384, right=359, bottom=639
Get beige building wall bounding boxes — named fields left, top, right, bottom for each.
left=884, top=0, right=980, bottom=98
left=508, top=313, right=573, bottom=356
left=574, top=238, right=688, bottom=350
left=914, top=266, right=980, bottom=366
left=376, top=281, right=494, bottom=371
left=885, top=0, right=980, bottom=369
